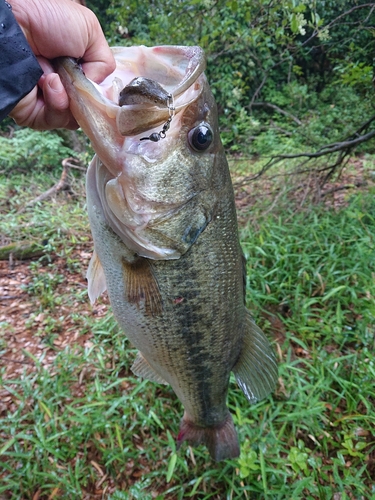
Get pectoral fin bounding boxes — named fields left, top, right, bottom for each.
left=122, top=257, right=163, bottom=316
left=233, top=312, right=278, bottom=403
left=86, top=250, right=107, bottom=304
left=131, top=352, right=168, bottom=385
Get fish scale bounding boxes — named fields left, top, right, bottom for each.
left=56, top=45, right=278, bottom=461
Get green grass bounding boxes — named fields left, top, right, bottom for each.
left=1, top=168, right=375, bottom=499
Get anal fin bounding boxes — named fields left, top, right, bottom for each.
left=233, top=312, right=278, bottom=403
left=86, top=250, right=107, bottom=304
left=122, top=257, right=163, bottom=316
left=131, top=352, right=168, bottom=385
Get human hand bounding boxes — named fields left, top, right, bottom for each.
left=8, top=0, right=116, bottom=130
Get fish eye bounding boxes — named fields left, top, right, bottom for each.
left=188, top=123, right=213, bottom=152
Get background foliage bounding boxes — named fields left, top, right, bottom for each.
left=89, top=0, right=375, bottom=155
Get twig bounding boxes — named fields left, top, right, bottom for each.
left=0, top=356, right=34, bottom=366
left=268, top=128, right=375, bottom=160
left=262, top=185, right=288, bottom=216
left=269, top=123, right=294, bottom=137
left=63, top=158, right=87, bottom=171
left=17, top=157, right=83, bottom=213
left=249, top=73, right=268, bottom=110
left=321, top=182, right=365, bottom=197
left=324, top=3, right=375, bottom=30
left=251, top=102, right=302, bottom=125
left=0, top=295, right=25, bottom=300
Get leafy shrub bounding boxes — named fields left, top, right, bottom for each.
left=0, top=129, right=75, bottom=171
left=99, top=0, right=375, bottom=157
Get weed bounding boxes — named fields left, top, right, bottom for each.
left=24, top=263, right=64, bottom=310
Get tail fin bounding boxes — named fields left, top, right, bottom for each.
left=233, top=312, right=278, bottom=403
left=177, top=412, right=239, bottom=461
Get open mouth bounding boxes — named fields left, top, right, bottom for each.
left=58, top=46, right=206, bottom=137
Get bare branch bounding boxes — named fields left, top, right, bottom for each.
left=321, top=182, right=365, bottom=197
left=17, top=157, right=83, bottom=213
left=235, top=113, right=375, bottom=188
left=325, top=3, right=375, bottom=30
left=251, top=102, right=302, bottom=125
left=273, top=128, right=375, bottom=160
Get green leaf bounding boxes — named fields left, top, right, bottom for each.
left=0, top=437, right=16, bottom=456
left=289, top=447, right=309, bottom=473
left=322, top=286, right=347, bottom=302
left=166, top=430, right=176, bottom=453
left=290, top=13, right=299, bottom=34
left=189, top=476, right=204, bottom=496
left=149, top=410, right=164, bottom=430
left=166, top=452, right=177, bottom=483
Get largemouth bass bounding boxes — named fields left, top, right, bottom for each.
left=56, top=46, right=277, bottom=461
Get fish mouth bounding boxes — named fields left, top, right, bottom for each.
left=56, top=45, right=206, bottom=137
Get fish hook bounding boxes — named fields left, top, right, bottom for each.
left=140, top=94, right=175, bottom=142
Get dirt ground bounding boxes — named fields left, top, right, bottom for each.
left=0, top=242, right=111, bottom=416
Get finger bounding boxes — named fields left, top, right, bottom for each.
left=9, top=78, right=78, bottom=130
left=37, top=57, right=70, bottom=111
left=43, top=73, right=69, bottom=112
left=79, top=10, right=116, bottom=83
left=81, top=58, right=115, bottom=84
left=42, top=73, right=78, bottom=129
left=13, top=0, right=115, bottom=84
left=37, top=56, right=55, bottom=77
left=9, top=86, right=41, bottom=127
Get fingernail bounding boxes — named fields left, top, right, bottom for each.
left=48, top=74, right=64, bottom=93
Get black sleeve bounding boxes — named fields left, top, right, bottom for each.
left=0, top=0, right=43, bottom=121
